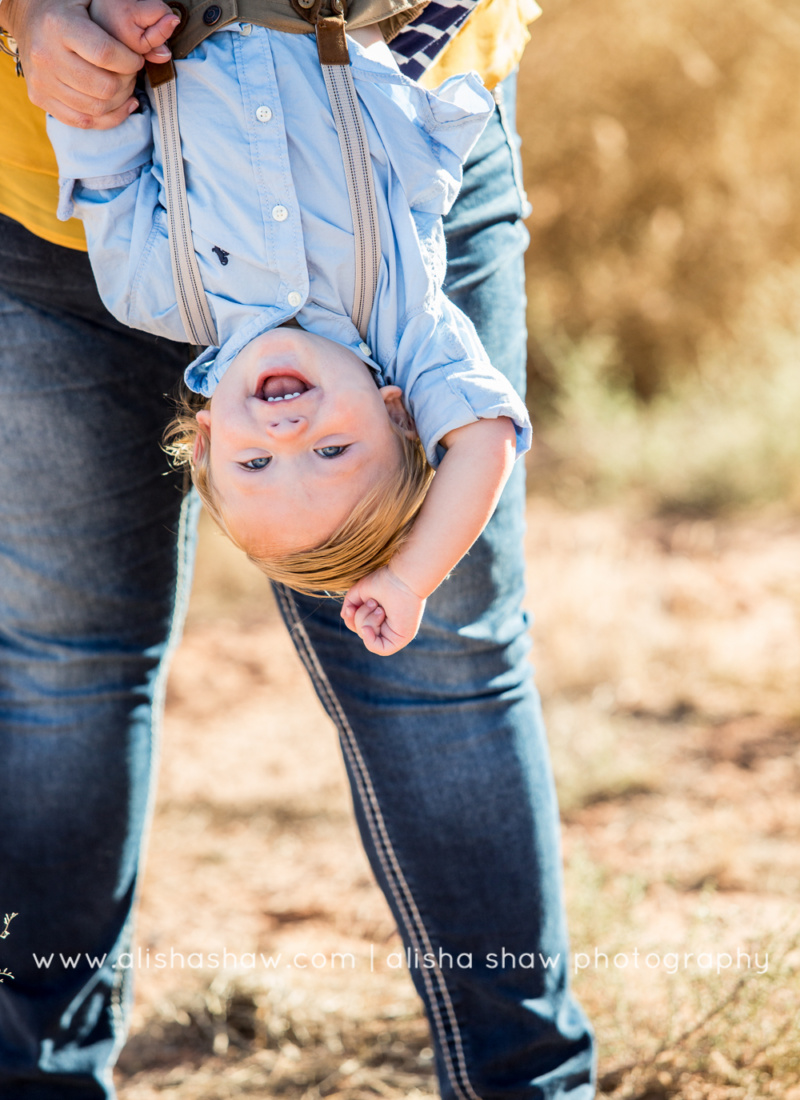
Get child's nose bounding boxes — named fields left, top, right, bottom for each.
left=264, top=413, right=307, bottom=437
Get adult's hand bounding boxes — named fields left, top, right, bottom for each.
left=2, top=0, right=146, bottom=129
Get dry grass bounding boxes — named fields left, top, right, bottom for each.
left=527, top=504, right=800, bottom=1099
left=519, top=0, right=800, bottom=400
left=518, top=0, right=800, bottom=515
left=113, top=2, right=800, bottom=1094
left=526, top=346, right=800, bottom=515
left=118, top=980, right=436, bottom=1100
left=115, top=503, right=800, bottom=1100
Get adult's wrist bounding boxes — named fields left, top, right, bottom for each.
left=8, top=0, right=142, bottom=130
left=3, top=0, right=92, bottom=54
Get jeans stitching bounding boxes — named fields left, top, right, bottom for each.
left=493, top=90, right=530, bottom=221
left=274, top=584, right=481, bottom=1100
left=109, top=484, right=198, bottom=1067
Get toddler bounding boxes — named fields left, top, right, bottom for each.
left=47, top=0, right=532, bottom=655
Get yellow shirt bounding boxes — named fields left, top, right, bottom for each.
left=0, top=0, right=539, bottom=250
left=0, top=52, right=88, bottom=248
left=421, top=0, right=540, bottom=92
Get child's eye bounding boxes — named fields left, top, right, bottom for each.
left=315, top=445, right=349, bottom=458
left=241, top=456, right=271, bottom=470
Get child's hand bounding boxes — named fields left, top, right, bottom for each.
left=89, top=0, right=180, bottom=63
left=341, top=567, right=426, bottom=657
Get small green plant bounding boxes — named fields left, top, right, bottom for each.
left=527, top=336, right=800, bottom=516
left=0, top=912, right=18, bottom=983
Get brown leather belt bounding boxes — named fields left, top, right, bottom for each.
left=164, top=0, right=429, bottom=60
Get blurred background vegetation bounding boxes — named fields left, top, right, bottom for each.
left=517, top=0, right=800, bottom=515
left=136, top=9, right=800, bottom=1098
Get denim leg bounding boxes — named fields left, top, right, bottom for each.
left=273, top=76, right=595, bottom=1099
left=0, top=216, right=195, bottom=1099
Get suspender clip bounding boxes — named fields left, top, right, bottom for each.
left=316, top=11, right=349, bottom=65
left=145, top=58, right=177, bottom=87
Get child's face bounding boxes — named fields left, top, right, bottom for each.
left=196, top=329, right=411, bottom=555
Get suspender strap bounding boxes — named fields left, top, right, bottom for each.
left=146, top=30, right=380, bottom=347
left=320, top=60, right=381, bottom=341
left=147, top=60, right=219, bottom=347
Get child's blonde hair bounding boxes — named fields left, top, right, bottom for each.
left=164, top=389, right=434, bottom=597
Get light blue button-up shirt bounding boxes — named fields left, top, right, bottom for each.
left=48, top=27, right=532, bottom=466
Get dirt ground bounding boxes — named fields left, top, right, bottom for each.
left=116, top=499, right=800, bottom=1100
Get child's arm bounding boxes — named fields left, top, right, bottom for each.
left=89, top=0, right=179, bottom=63
left=47, top=97, right=188, bottom=341
left=43, top=1, right=182, bottom=337
left=341, top=415, right=518, bottom=656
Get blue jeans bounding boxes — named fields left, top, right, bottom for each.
left=0, top=75, right=594, bottom=1099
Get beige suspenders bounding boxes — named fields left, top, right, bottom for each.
left=148, top=62, right=219, bottom=347
left=321, top=62, right=380, bottom=340
left=146, top=11, right=380, bottom=348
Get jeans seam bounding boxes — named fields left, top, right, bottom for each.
left=493, top=86, right=531, bottom=221
left=273, top=584, right=482, bottom=1100
left=108, top=483, right=198, bottom=1069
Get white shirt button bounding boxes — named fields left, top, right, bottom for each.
left=239, top=22, right=252, bottom=34
left=358, top=342, right=372, bottom=356
left=255, top=105, right=273, bottom=123
left=287, top=291, right=303, bottom=308
left=272, top=204, right=288, bottom=222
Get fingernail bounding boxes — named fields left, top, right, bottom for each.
left=127, top=100, right=139, bottom=115
left=153, top=46, right=172, bottom=59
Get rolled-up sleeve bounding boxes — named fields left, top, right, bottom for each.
left=47, top=109, right=154, bottom=219
left=388, top=296, right=532, bottom=467
left=46, top=106, right=189, bottom=342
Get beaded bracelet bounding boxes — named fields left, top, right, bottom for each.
left=0, top=29, right=22, bottom=75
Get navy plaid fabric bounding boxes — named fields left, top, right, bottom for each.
left=390, top=0, right=481, bottom=80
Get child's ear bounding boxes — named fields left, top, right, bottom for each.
left=380, top=385, right=417, bottom=439
left=193, top=409, right=211, bottom=465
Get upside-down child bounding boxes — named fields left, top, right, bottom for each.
left=46, top=0, right=532, bottom=656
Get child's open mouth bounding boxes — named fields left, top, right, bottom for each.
left=256, top=370, right=312, bottom=403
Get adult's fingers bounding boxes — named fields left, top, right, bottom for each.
left=63, top=17, right=143, bottom=75
left=141, top=44, right=175, bottom=64
left=39, top=92, right=139, bottom=131
left=12, top=0, right=142, bottom=126
left=26, top=71, right=138, bottom=127
left=135, top=0, right=177, bottom=25
left=45, top=69, right=137, bottom=120
left=23, top=23, right=140, bottom=122
left=141, top=10, right=181, bottom=54
left=79, top=98, right=141, bottom=131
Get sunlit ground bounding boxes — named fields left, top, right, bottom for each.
left=118, top=0, right=800, bottom=1096
left=116, top=498, right=800, bottom=1100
